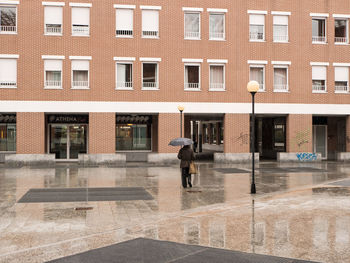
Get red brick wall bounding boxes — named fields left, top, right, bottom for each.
left=224, top=114, right=250, bottom=153
left=158, top=113, right=180, bottom=153
left=89, top=113, right=115, bottom=153
left=286, top=114, right=313, bottom=153
left=17, top=112, right=45, bottom=154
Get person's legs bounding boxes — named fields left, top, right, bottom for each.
left=181, top=168, right=187, bottom=188
left=184, top=167, right=192, bottom=187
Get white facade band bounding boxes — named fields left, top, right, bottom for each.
left=113, top=4, right=135, bottom=9
left=1, top=101, right=350, bottom=115
left=42, top=2, right=65, bottom=6
left=69, top=56, right=92, bottom=60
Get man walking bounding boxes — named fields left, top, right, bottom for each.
left=177, top=145, right=195, bottom=188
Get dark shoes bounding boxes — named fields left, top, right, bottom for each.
left=188, top=181, right=192, bottom=188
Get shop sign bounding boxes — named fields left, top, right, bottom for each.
left=48, top=114, right=89, bottom=124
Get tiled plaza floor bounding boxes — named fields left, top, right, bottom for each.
left=0, top=161, right=350, bottom=262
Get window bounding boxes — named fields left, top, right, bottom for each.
left=141, top=8, right=159, bottom=38
left=0, top=6, right=16, bottom=33
left=0, top=114, right=16, bottom=152
left=184, top=12, right=200, bottom=39
left=273, top=16, right=288, bottom=42
left=0, top=58, right=17, bottom=88
left=209, top=13, right=225, bottom=40
left=250, top=66, right=265, bottom=91
left=185, top=64, right=200, bottom=90
left=312, top=66, right=327, bottom=92
left=116, top=62, right=132, bottom=89
left=115, top=7, right=133, bottom=37
left=209, top=65, right=225, bottom=90
left=71, top=6, right=90, bottom=36
left=274, top=67, right=288, bottom=92
left=312, top=18, right=326, bottom=43
left=335, top=19, right=348, bottom=44
left=249, top=14, right=265, bottom=41
left=142, top=63, right=158, bottom=89
left=71, top=59, right=89, bottom=89
left=334, top=67, right=349, bottom=93
left=44, top=59, right=62, bottom=89
left=44, top=6, right=63, bottom=35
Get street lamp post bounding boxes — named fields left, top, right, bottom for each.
left=247, top=81, right=259, bottom=194
left=178, top=105, right=184, bottom=137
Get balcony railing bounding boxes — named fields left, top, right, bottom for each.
left=142, top=82, right=158, bottom=89
left=185, top=83, right=200, bottom=90
left=273, top=35, right=288, bottom=42
left=312, top=36, right=326, bottom=42
left=45, top=80, right=62, bottom=88
left=45, top=25, right=62, bottom=34
left=335, top=37, right=348, bottom=43
left=0, top=25, right=16, bottom=33
left=185, top=31, right=200, bottom=39
left=116, top=81, right=133, bottom=89
left=335, top=85, right=349, bottom=92
left=312, top=84, right=326, bottom=92
left=258, top=84, right=265, bottom=91
left=209, top=32, right=224, bottom=39
left=0, top=81, right=16, bottom=88
left=274, top=84, right=289, bottom=91
left=249, top=25, right=264, bottom=40
left=116, top=30, right=133, bottom=37
left=72, top=25, right=89, bottom=35
left=209, top=83, right=225, bottom=90
left=72, top=81, right=89, bottom=88
left=142, top=31, right=159, bottom=37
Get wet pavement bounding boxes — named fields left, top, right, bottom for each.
left=0, top=161, right=350, bottom=262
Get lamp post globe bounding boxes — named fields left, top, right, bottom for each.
left=247, top=81, right=258, bottom=194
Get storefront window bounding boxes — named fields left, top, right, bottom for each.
left=0, top=124, right=16, bottom=151
left=116, top=124, right=151, bottom=151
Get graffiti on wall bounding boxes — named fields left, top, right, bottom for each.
left=290, top=129, right=311, bottom=152
left=296, top=153, right=317, bottom=161
left=236, top=132, right=249, bottom=145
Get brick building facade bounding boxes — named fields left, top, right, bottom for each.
left=0, top=0, right=350, bottom=163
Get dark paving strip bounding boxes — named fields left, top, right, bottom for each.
left=46, top=238, right=319, bottom=263
left=215, top=167, right=327, bottom=174
left=214, top=168, right=249, bottom=173
left=329, top=179, right=350, bottom=187
left=18, top=187, right=153, bottom=203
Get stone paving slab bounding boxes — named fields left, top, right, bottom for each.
left=47, top=238, right=319, bottom=263
left=18, top=187, right=154, bottom=203
left=214, top=167, right=327, bottom=174
left=329, top=179, right=350, bottom=187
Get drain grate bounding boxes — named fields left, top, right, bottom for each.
left=75, top=207, right=93, bottom=211
left=186, top=190, right=202, bottom=193
left=18, top=187, right=154, bottom=203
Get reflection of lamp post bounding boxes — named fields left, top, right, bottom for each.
left=178, top=105, right=184, bottom=137
left=247, top=81, right=259, bottom=194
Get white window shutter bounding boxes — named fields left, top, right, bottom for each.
left=273, top=15, right=288, bottom=25
left=0, top=59, right=16, bottom=82
left=335, top=67, right=349, bottom=81
left=250, top=14, right=264, bottom=25
left=45, top=6, right=63, bottom=25
left=72, top=7, right=90, bottom=25
left=312, top=66, right=327, bottom=80
left=116, top=9, right=133, bottom=31
left=142, top=10, right=158, bottom=32
left=45, top=60, right=62, bottom=71
left=72, top=60, right=89, bottom=70
left=117, top=64, right=126, bottom=82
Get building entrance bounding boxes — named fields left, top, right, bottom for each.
left=47, top=114, right=88, bottom=160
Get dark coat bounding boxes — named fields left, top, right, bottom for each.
left=177, top=145, right=195, bottom=168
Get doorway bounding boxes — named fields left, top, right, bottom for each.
left=49, top=124, right=87, bottom=159
left=313, top=125, right=327, bottom=159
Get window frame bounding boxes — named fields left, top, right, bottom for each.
left=312, top=17, right=327, bottom=44
left=184, top=63, right=201, bottom=91
left=273, top=65, right=289, bottom=92
left=0, top=5, right=17, bottom=34
left=184, top=12, right=201, bottom=40
left=115, top=61, right=133, bottom=90
left=141, top=9, right=159, bottom=39
left=71, top=6, right=90, bottom=37
left=249, top=65, right=265, bottom=91
left=43, top=59, right=63, bottom=90
left=209, top=12, right=225, bottom=41
left=311, top=65, right=327, bottom=93
left=115, top=7, right=134, bottom=38
left=0, top=57, right=18, bottom=89
left=70, top=58, right=90, bottom=90
left=209, top=63, right=225, bottom=91
left=141, top=62, right=159, bottom=90
left=334, top=66, right=349, bottom=93
left=273, top=15, right=289, bottom=43
left=334, top=18, right=349, bottom=44
left=249, top=14, right=265, bottom=42
left=43, top=5, right=63, bottom=36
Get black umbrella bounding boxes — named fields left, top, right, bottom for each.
left=169, top=138, right=194, bottom=146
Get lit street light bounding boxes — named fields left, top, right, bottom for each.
left=247, top=81, right=259, bottom=194
left=177, top=105, right=184, bottom=137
